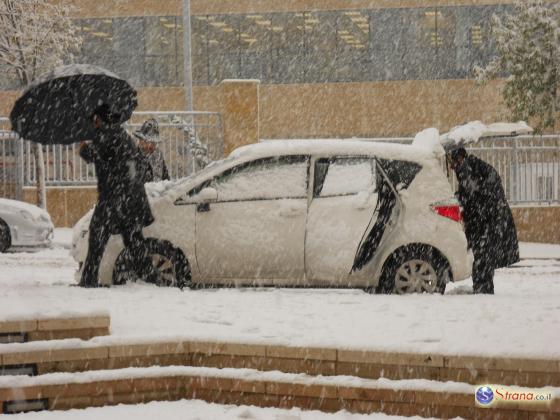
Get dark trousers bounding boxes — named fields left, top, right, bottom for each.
left=80, top=216, right=150, bottom=287
left=472, top=249, right=495, bottom=294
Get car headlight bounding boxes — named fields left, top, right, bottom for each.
left=39, top=213, right=51, bottom=224
left=19, top=210, right=36, bottom=223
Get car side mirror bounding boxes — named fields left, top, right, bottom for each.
left=197, top=187, right=218, bottom=203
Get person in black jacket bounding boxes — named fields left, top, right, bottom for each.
left=449, top=147, right=519, bottom=294
left=79, top=104, right=155, bottom=287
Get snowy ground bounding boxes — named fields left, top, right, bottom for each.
left=0, top=229, right=558, bottom=359
left=6, top=399, right=430, bottom=420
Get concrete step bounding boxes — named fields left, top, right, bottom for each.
left=1, top=338, right=558, bottom=388
left=1, top=365, right=557, bottom=418
left=0, top=314, right=110, bottom=344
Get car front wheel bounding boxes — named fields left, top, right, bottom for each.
left=113, top=238, right=191, bottom=289
left=376, top=244, right=450, bottom=295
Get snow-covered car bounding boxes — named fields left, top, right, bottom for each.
left=0, top=198, right=54, bottom=252
left=72, top=138, right=473, bottom=294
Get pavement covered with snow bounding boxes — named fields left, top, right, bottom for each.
left=6, top=399, right=427, bottom=420
left=0, top=229, right=558, bottom=359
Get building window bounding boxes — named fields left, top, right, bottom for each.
left=144, top=16, right=182, bottom=86
left=62, top=4, right=509, bottom=89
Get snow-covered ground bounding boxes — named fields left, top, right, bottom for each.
left=6, top=399, right=428, bottom=420
left=0, top=229, right=559, bottom=359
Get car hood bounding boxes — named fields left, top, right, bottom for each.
left=0, top=198, right=52, bottom=223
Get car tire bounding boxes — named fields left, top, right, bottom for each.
left=375, top=244, right=450, bottom=295
left=113, top=238, right=192, bottom=289
left=0, top=219, right=11, bottom=253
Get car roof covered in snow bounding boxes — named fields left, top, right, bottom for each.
left=145, top=139, right=438, bottom=200
left=229, top=139, right=435, bottom=163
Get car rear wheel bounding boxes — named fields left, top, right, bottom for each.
left=113, top=238, right=191, bottom=289
left=376, top=244, right=449, bottom=294
left=0, top=220, right=11, bottom=253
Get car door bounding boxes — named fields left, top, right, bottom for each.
left=305, top=156, right=379, bottom=285
left=195, top=155, right=309, bottom=283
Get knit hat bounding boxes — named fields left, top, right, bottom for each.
left=134, top=118, right=160, bottom=143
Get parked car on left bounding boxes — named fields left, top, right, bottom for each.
left=0, top=198, right=54, bottom=252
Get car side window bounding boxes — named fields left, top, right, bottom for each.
left=377, top=159, right=422, bottom=190
left=214, top=156, right=309, bottom=202
left=314, top=157, right=376, bottom=198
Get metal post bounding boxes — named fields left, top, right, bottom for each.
left=15, top=137, right=24, bottom=201
left=511, top=138, right=518, bottom=203
left=182, top=0, right=194, bottom=112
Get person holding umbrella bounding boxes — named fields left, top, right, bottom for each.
left=10, top=64, right=156, bottom=287
left=78, top=104, right=155, bottom=287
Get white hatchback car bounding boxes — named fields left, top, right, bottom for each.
left=0, top=198, right=54, bottom=252
left=72, top=139, right=472, bottom=294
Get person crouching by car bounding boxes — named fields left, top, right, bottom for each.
left=448, top=147, right=519, bottom=294
left=134, top=118, right=170, bottom=182
left=78, top=104, right=155, bottom=288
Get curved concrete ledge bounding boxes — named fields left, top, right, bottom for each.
left=0, top=314, right=110, bottom=344
left=1, top=338, right=558, bottom=387
left=0, top=365, right=557, bottom=417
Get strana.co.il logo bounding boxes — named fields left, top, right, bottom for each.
left=475, top=384, right=553, bottom=408
left=476, top=386, right=494, bottom=405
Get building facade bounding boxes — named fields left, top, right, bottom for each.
left=0, top=0, right=531, bottom=138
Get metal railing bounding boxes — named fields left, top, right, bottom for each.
left=0, top=111, right=223, bottom=191
left=1, top=115, right=559, bottom=205
left=0, top=121, right=21, bottom=199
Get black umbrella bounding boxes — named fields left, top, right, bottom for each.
left=10, top=64, right=138, bottom=145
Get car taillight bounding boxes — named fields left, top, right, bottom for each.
left=430, top=203, right=463, bottom=223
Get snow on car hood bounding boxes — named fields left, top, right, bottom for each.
left=0, top=198, right=52, bottom=223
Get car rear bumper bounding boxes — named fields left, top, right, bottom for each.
left=449, top=248, right=473, bottom=282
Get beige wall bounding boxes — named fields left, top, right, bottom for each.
left=0, top=78, right=513, bottom=138
left=259, top=79, right=507, bottom=138
left=63, top=0, right=181, bottom=18
left=511, top=206, right=560, bottom=244
left=142, top=79, right=507, bottom=138
left=59, top=0, right=527, bottom=19
left=190, top=0, right=521, bottom=15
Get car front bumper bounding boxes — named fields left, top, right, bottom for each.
left=11, top=224, right=54, bottom=248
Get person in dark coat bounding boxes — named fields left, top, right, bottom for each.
left=133, top=118, right=170, bottom=182
left=449, top=147, right=519, bottom=294
left=79, top=104, right=155, bottom=287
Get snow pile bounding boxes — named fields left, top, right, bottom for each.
left=1, top=243, right=560, bottom=359
left=410, top=121, right=533, bottom=156
left=440, top=121, right=532, bottom=150
left=5, top=399, right=420, bottom=419
left=411, top=128, right=443, bottom=155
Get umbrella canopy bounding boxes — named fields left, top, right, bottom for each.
left=10, top=64, right=138, bottom=145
